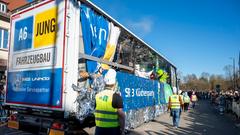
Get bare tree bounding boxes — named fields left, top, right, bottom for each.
left=200, top=72, right=210, bottom=82
left=179, top=65, right=236, bottom=91
left=223, top=65, right=233, bottom=81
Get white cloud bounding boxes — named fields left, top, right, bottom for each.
left=125, top=17, right=154, bottom=37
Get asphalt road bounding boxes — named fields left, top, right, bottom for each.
left=127, top=100, right=240, bottom=135
left=1, top=100, right=240, bottom=135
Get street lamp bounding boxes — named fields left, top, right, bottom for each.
left=230, top=57, right=236, bottom=91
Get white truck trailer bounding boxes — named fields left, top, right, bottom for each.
left=5, top=0, right=178, bottom=134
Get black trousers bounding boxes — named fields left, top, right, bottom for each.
left=95, top=126, right=121, bottom=135
left=184, top=103, right=189, bottom=111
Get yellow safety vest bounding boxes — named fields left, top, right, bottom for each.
left=191, top=95, right=197, bottom=102
left=95, top=90, right=119, bottom=128
left=183, top=96, right=190, bottom=103
left=170, top=95, right=181, bottom=109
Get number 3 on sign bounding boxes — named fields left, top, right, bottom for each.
left=125, top=88, right=135, bottom=97
left=131, top=88, right=135, bottom=97
left=18, top=27, right=28, bottom=41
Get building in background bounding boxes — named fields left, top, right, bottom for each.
left=0, top=0, right=27, bottom=80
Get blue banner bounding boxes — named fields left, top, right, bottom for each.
left=117, top=72, right=159, bottom=111
left=6, top=68, right=62, bottom=107
left=14, top=16, right=33, bottom=51
left=80, top=4, right=109, bottom=73
left=158, top=82, right=166, bottom=104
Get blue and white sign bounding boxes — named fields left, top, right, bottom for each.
left=117, top=72, right=160, bottom=111
left=80, top=4, right=109, bottom=73
left=7, top=0, right=66, bottom=109
left=7, top=68, right=62, bottom=107
left=14, top=16, right=33, bottom=51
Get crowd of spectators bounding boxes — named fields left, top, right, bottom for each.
left=180, top=90, right=211, bottom=101
left=179, top=89, right=240, bottom=112
left=207, top=89, right=240, bottom=121
left=210, top=90, right=239, bottom=107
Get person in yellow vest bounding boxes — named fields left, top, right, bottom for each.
left=178, top=90, right=183, bottom=102
left=94, top=69, right=125, bottom=135
left=168, top=87, right=184, bottom=128
left=183, top=92, right=190, bottom=112
left=191, top=91, right=198, bottom=109
left=178, top=90, right=183, bottom=115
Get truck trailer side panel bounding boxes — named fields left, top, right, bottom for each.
left=6, top=0, right=67, bottom=111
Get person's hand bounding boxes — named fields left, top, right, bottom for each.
left=95, top=74, right=101, bottom=78
left=79, top=71, right=89, bottom=78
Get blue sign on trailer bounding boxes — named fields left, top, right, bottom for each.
left=7, top=69, right=62, bottom=106
left=117, top=72, right=161, bottom=111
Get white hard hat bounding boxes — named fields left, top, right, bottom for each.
left=178, top=90, right=182, bottom=94
left=104, top=69, right=116, bottom=85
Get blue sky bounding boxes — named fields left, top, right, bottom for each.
left=91, top=0, right=240, bottom=77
